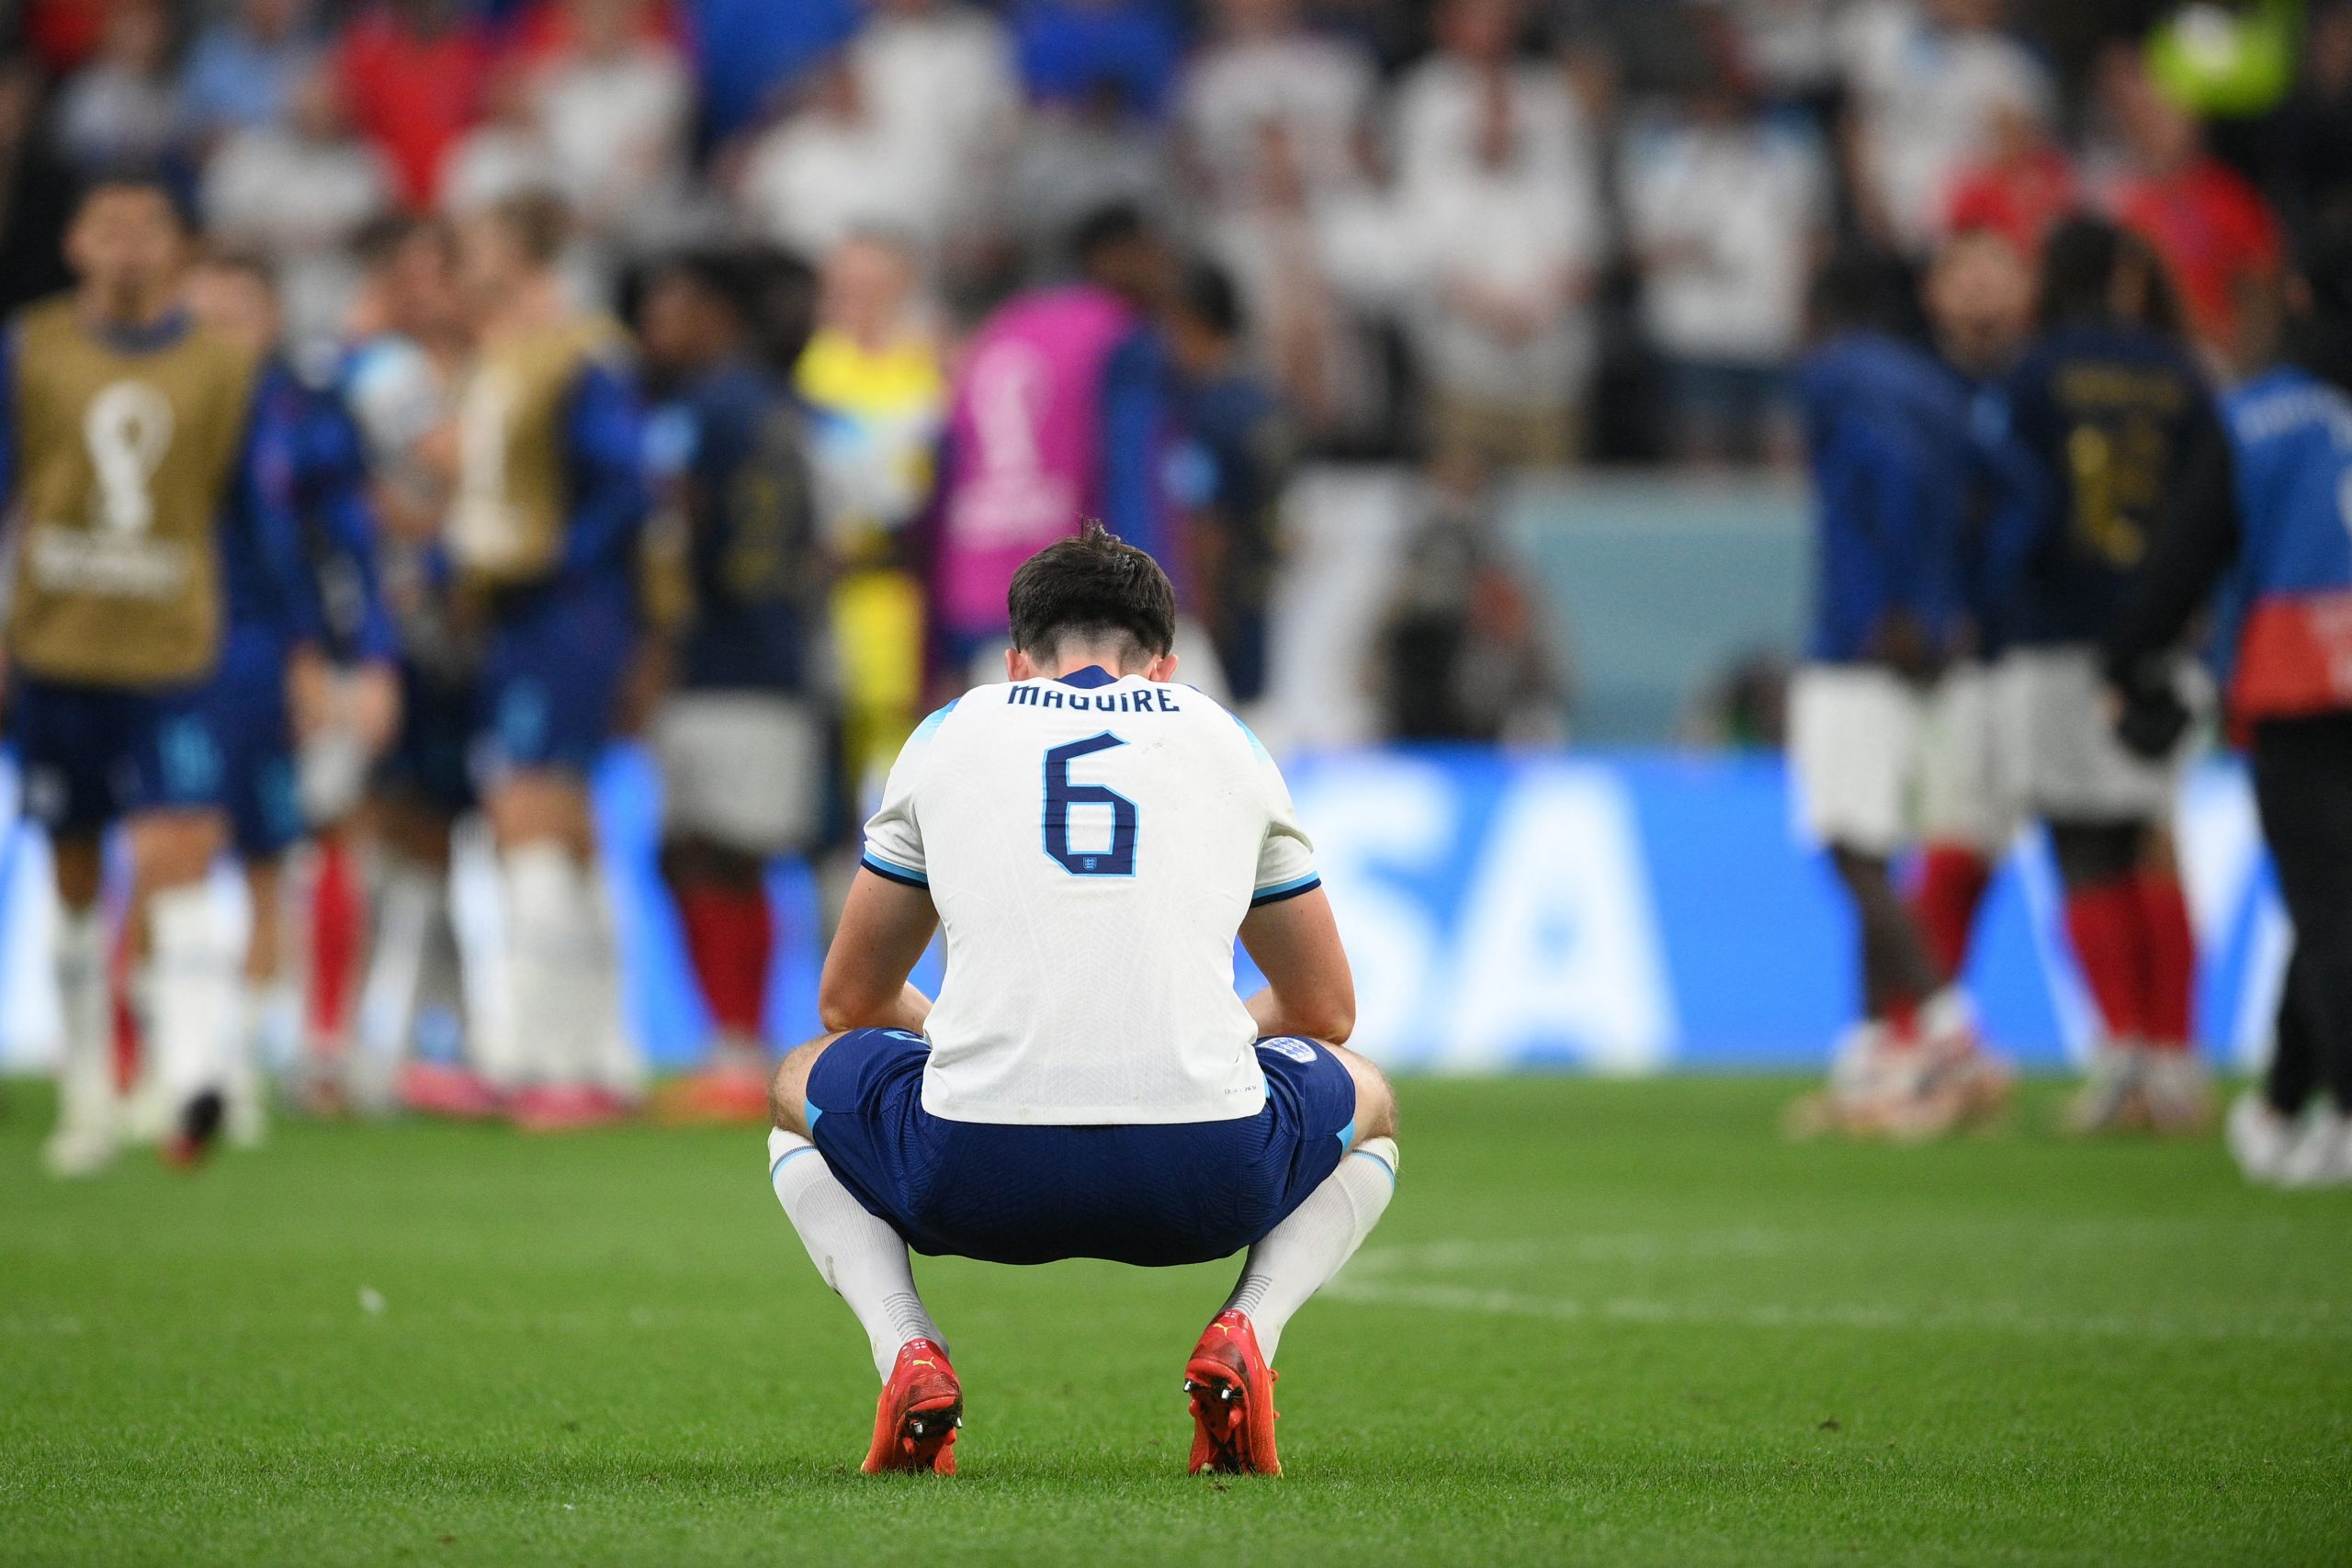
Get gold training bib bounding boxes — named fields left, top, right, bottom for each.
left=447, top=317, right=626, bottom=588
left=6, top=298, right=258, bottom=686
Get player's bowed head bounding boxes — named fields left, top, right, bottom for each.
left=1002, top=520, right=1182, bottom=683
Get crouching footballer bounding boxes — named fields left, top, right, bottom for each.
left=763, top=524, right=1398, bottom=1475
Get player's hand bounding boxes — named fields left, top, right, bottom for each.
left=2108, top=670, right=2191, bottom=761
left=287, top=646, right=336, bottom=740
left=615, top=637, right=676, bottom=739
left=1865, top=612, right=1942, bottom=687
left=346, top=662, right=402, bottom=758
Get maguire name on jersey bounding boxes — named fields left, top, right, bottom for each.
left=859, top=668, right=1321, bottom=1128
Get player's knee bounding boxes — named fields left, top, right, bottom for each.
left=769, top=1035, right=837, bottom=1136
left=51, top=836, right=105, bottom=909
left=488, top=773, right=592, bottom=855
left=1332, top=1046, right=1397, bottom=1143
left=128, top=809, right=227, bottom=891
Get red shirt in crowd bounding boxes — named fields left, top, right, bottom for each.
left=1943, top=146, right=2079, bottom=258
left=337, top=9, right=496, bottom=210
left=2110, top=156, right=2283, bottom=355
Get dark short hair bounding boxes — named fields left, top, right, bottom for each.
left=1180, top=260, right=1244, bottom=339
left=1006, top=521, right=1177, bottom=662
left=1807, top=244, right=1905, bottom=339
left=2035, top=217, right=2182, bottom=335
left=1069, top=202, right=1150, bottom=270
left=74, top=165, right=193, bottom=231
left=353, top=211, right=441, bottom=270
left=2037, top=217, right=2124, bottom=330
left=647, top=247, right=758, bottom=325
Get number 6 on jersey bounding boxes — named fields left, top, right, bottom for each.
left=1044, top=733, right=1136, bottom=876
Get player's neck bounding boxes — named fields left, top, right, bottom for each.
left=1041, top=652, right=1146, bottom=682
left=479, top=275, right=569, bottom=342
left=79, top=281, right=176, bottom=335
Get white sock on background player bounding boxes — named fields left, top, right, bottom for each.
left=43, top=905, right=118, bottom=1171
left=501, top=842, right=593, bottom=1088
left=768, top=1128, right=944, bottom=1380
left=1219, top=1137, right=1398, bottom=1363
left=580, top=862, right=642, bottom=1100
left=227, top=981, right=296, bottom=1147
left=357, top=857, right=436, bottom=1072
left=144, top=882, right=245, bottom=1113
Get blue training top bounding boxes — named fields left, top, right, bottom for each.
left=1794, top=331, right=1974, bottom=665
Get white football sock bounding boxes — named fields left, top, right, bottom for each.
left=357, top=858, right=436, bottom=1068
left=144, top=882, right=244, bottom=1112
left=580, top=862, right=643, bottom=1100
left=227, top=980, right=296, bottom=1147
left=501, top=842, right=592, bottom=1089
left=1220, top=1136, right=1398, bottom=1363
left=767, top=1128, right=942, bottom=1380
left=448, top=825, right=519, bottom=1089
left=48, top=905, right=116, bottom=1145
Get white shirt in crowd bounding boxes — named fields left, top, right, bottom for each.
left=1621, top=109, right=1827, bottom=367
left=1838, top=0, right=2052, bottom=249
left=1389, top=55, right=1595, bottom=200
left=202, top=126, right=393, bottom=349
left=1387, top=55, right=1606, bottom=406
left=535, top=40, right=693, bottom=245
left=740, top=108, right=919, bottom=263
left=859, top=670, right=1321, bottom=1127
left=854, top=2, right=1022, bottom=250
left=1180, top=27, right=1377, bottom=209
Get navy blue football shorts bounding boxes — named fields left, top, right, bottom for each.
left=7, top=673, right=221, bottom=836
left=205, top=625, right=303, bottom=859
left=472, top=581, right=633, bottom=784
left=800, top=1028, right=1362, bottom=1268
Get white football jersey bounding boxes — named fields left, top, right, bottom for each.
left=859, top=667, right=1320, bottom=1125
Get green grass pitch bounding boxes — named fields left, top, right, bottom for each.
left=4, top=1076, right=2348, bottom=1567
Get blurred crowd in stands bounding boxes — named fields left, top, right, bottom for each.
left=1, top=0, right=2341, bottom=468
left=0, top=0, right=2345, bottom=746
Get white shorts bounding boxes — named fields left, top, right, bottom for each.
left=651, top=692, right=826, bottom=854
left=1915, top=662, right=2022, bottom=855
left=1788, top=664, right=1926, bottom=856
left=1995, top=646, right=2199, bottom=824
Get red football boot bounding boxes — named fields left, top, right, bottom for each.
left=1184, top=1310, right=1280, bottom=1476
left=398, top=1060, right=503, bottom=1121
left=508, top=1084, right=634, bottom=1134
left=864, top=1338, right=962, bottom=1475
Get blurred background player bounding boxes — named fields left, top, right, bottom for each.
left=2102, top=230, right=2352, bottom=1185
left=4, top=173, right=315, bottom=1174
left=1976, top=219, right=2218, bottom=1134
left=338, top=214, right=485, bottom=1117
left=928, top=203, right=1179, bottom=692
left=1167, top=260, right=1295, bottom=712
left=1785, top=250, right=2010, bottom=1137
left=794, top=231, right=944, bottom=797
left=638, top=251, right=831, bottom=1123
left=182, top=245, right=400, bottom=1136
left=440, top=192, right=650, bottom=1131
left=1910, top=226, right=2037, bottom=990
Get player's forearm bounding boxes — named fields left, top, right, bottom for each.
left=884, top=984, right=933, bottom=1034
left=820, top=981, right=932, bottom=1037
left=1245, top=986, right=1353, bottom=1047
